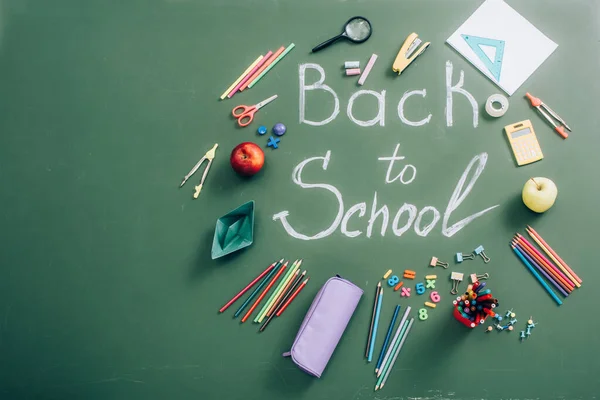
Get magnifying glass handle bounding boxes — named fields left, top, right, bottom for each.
left=311, top=34, right=344, bottom=53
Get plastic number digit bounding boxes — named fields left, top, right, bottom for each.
left=418, top=308, right=428, bottom=320
left=430, top=291, right=441, bottom=303
left=415, top=282, right=425, bottom=295
left=387, top=275, right=399, bottom=287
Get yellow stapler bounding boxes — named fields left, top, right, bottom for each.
left=392, top=33, right=430, bottom=75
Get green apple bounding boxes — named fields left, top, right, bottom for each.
left=522, top=177, right=558, bottom=213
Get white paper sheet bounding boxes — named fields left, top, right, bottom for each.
left=446, top=0, right=558, bottom=96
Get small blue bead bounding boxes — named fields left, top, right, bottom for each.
left=257, top=125, right=267, bottom=135
left=272, top=123, right=287, bottom=136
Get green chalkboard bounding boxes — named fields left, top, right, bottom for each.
left=0, top=0, right=599, bottom=399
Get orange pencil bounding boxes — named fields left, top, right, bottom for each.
left=241, top=261, right=288, bottom=323
left=514, top=236, right=574, bottom=292
left=240, top=46, right=285, bottom=91
left=276, top=278, right=309, bottom=317
left=527, top=226, right=582, bottom=285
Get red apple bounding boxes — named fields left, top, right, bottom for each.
left=230, top=142, right=264, bottom=176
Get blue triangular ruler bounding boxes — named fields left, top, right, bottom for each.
left=461, top=34, right=505, bottom=82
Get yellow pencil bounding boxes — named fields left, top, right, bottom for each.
left=219, top=55, right=263, bottom=100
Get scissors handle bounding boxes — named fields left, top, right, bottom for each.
left=232, top=105, right=256, bottom=127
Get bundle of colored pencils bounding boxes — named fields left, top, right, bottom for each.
left=373, top=306, right=414, bottom=391
left=218, top=259, right=310, bottom=332
left=453, top=281, right=498, bottom=328
left=511, top=225, right=582, bottom=306
left=219, top=43, right=296, bottom=100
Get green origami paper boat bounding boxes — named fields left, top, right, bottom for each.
left=211, top=200, right=255, bottom=259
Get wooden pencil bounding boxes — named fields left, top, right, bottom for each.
left=233, top=260, right=281, bottom=318
left=241, top=261, right=288, bottom=323
left=263, top=260, right=302, bottom=319
left=376, top=320, right=408, bottom=389
left=276, top=277, right=309, bottom=317
left=517, top=233, right=574, bottom=287
left=259, top=270, right=305, bottom=332
left=378, top=318, right=415, bottom=390
left=375, top=305, right=400, bottom=374
left=219, top=260, right=279, bottom=313
left=526, top=226, right=582, bottom=285
left=255, top=259, right=299, bottom=323
left=376, top=306, right=411, bottom=378
left=512, top=245, right=562, bottom=305
left=513, top=241, right=569, bottom=297
left=513, top=236, right=573, bottom=292
left=368, top=288, right=383, bottom=362
left=366, top=283, right=381, bottom=358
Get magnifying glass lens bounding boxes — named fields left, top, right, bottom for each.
left=345, top=18, right=371, bottom=41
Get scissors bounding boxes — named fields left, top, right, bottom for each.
left=232, top=94, right=278, bottom=127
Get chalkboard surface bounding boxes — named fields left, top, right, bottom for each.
left=0, top=0, right=599, bottom=399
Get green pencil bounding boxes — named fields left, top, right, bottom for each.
left=247, top=43, right=295, bottom=88
left=375, top=320, right=408, bottom=390
left=255, top=259, right=299, bottom=323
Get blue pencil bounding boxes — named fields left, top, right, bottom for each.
left=512, top=245, right=562, bottom=306
left=234, top=261, right=282, bottom=318
left=375, top=305, right=400, bottom=373
left=367, top=288, right=383, bottom=362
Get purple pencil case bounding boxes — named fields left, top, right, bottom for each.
left=283, top=276, right=363, bottom=378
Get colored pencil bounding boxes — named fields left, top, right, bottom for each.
left=259, top=270, right=305, bottom=332
left=513, top=241, right=569, bottom=297
left=527, top=226, right=582, bottom=285
left=375, top=305, right=400, bottom=374
left=248, top=43, right=295, bottom=88
left=234, top=260, right=281, bottom=318
left=276, top=277, right=309, bottom=317
left=219, top=260, right=278, bottom=313
left=241, top=261, right=288, bottom=322
left=227, top=51, right=273, bottom=98
left=219, top=55, right=263, bottom=100
left=376, top=320, right=408, bottom=390
left=255, top=259, right=299, bottom=323
left=365, top=283, right=381, bottom=358
left=240, top=46, right=285, bottom=91
left=378, top=318, right=414, bottom=390
left=368, top=288, right=383, bottom=362
left=376, top=306, right=411, bottom=378
left=512, top=245, right=562, bottom=305
left=513, top=237, right=573, bottom=292
left=264, top=261, right=302, bottom=319
left=516, top=233, right=574, bottom=289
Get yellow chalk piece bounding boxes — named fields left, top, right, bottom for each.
left=220, top=55, right=263, bottom=100
left=383, top=269, right=393, bottom=279
left=424, top=302, right=436, bottom=308
left=425, top=275, right=437, bottom=280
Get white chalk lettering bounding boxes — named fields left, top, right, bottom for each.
left=445, top=61, right=478, bottom=128
left=299, top=63, right=340, bottom=126
left=366, top=192, right=389, bottom=238
left=341, top=203, right=367, bottom=238
left=392, top=203, right=417, bottom=237
left=442, top=153, right=499, bottom=237
left=377, top=144, right=417, bottom=184
left=347, top=89, right=386, bottom=127
left=272, top=151, right=344, bottom=240
left=414, top=206, right=441, bottom=237
left=398, top=89, right=432, bottom=127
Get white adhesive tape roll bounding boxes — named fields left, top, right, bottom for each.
left=485, top=94, right=509, bottom=117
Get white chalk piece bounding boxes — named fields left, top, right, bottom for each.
left=485, top=94, right=509, bottom=117
left=345, top=68, right=361, bottom=76
left=358, top=54, right=378, bottom=86
left=344, top=61, right=360, bottom=69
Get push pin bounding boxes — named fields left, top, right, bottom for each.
left=509, top=319, right=518, bottom=326
left=486, top=326, right=493, bottom=332
left=520, top=331, right=526, bottom=340
left=527, top=317, right=537, bottom=329
left=505, top=309, right=514, bottom=319
left=474, top=245, right=491, bottom=263
left=494, top=314, right=503, bottom=322
left=507, top=325, right=514, bottom=331
left=455, top=252, right=475, bottom=263
left=526, top=327, right=532, bottom=337
left=430, top=257, right=449, bottom=269
left=495, top=324, right=504, bottom=331
left=450, top=272, right=464, bottom=295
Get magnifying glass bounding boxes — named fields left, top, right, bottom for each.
left=311, top=16, right=372, bottom=53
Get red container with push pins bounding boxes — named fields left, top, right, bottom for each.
left=453, top=280, right=498, bottom=329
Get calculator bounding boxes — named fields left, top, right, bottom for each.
left=504, top=119, right=543, bottom=166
